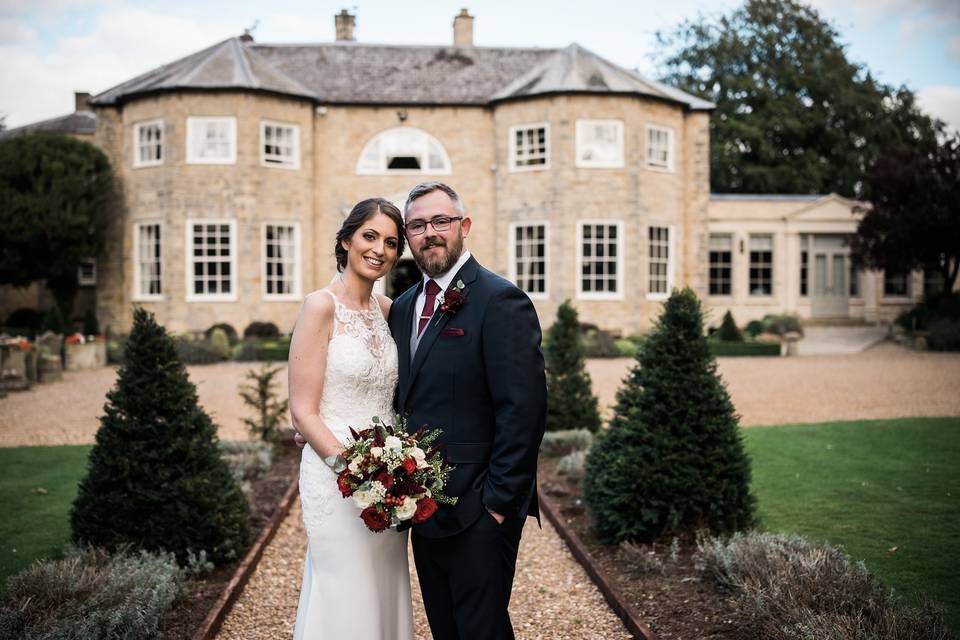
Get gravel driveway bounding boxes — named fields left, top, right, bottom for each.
left=2, top=343, right=959, bottom=447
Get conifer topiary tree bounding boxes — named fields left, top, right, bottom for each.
left=71, top=308, right=248, bottom=564
left=583, top=289, right=755, bottom=543
left=717, top=310, right=743, bottom=342
left=545, top=300, right=602, bottom=433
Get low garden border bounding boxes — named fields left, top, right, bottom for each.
left=191, top=474, right=300, bottom=640
left=538, top=489, right=659, bottom=640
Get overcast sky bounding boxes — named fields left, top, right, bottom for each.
left=1, top=0, right=958, bottom=132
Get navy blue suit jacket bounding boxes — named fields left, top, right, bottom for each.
left=388, top=256, right=547, bottom=539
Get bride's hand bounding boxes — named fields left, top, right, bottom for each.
left=293, top=431, right=307, bottom=450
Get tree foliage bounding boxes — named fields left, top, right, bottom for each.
left=655, top=0, right=940, bottom=196
left=544, top=300, right=602, bottom=433
left=583, top=289, right=755, bottom=543
left=240, top=364, right=291, bottom=443
left=851, top=133, right=960, bottom=293
left=71, top=308, right=249, bottom=564
left=0, top=134, right=113, bottom=314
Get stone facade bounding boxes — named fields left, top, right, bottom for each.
left=704, top=195, right=944, bottom=327
left=91, top=84, right=710, bottom=336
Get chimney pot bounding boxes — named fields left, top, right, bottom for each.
left=453, top=8, right=474, bottom=47
left=335, top=9, right=356, bottom=41
left=74, top=92, right=91, bottom=112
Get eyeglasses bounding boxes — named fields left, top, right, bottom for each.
left=405, top=216, right=463, bottom=236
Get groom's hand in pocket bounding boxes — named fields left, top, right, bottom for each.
left=487, top=509, right=505, bottom=525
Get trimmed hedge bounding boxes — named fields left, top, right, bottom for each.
left=709, top=340, right=781, bottom=357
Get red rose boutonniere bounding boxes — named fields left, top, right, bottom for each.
left=434, top=279, right=467, bottom=326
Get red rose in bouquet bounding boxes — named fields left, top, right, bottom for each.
left=412, top=497, right=438, bottom=524
left=337, top=473, right=357, bottom=498
left=360, top=506, right=391, bottom=532
left=338, top=416, right=457, bottom=532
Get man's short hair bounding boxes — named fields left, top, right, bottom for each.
left=404, top=182, right=466, bottom=218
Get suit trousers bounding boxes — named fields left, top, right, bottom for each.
left=412, top=511, right=525, bottom=640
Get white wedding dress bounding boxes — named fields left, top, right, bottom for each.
left=293, top=290, right=414, bottom=640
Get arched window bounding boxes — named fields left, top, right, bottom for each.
left=356, top=127, right=451, bottom=175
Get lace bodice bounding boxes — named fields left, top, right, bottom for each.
left=317, top=290, right=398, bottom=434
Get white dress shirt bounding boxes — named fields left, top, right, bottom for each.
left=410, top=250, right=472, bottom=357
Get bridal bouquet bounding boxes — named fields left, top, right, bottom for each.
left=336, top=415, right=457, bottom=532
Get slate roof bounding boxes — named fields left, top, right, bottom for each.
left=0, top=110, right=96, bottom=140
left=90, top=38, right=318, bottom=106
left=89, top=37, right=713, bottom=111
left=492, top=44, right=714, bottom=110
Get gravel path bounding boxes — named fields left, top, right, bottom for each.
left=586, top=343, right=960, bottom=426
left=3, top=344, right=958, bottom=446
left=0, top=362, right=281, bottom=447
left=216, top=502, right=631, bottom=640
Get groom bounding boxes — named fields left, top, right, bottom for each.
left=391, top=181, right=546, bottom=640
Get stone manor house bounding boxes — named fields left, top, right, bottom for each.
left=2, top=9, right=940, bottom=336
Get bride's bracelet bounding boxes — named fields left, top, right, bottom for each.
left=323, top=454, right=347, bottom=473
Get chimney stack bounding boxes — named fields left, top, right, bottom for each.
left=335, top=9, right=356, bottom=41
left=74, top=91, right=91, bottom=112
left=453, top=8, right=473, bottom=47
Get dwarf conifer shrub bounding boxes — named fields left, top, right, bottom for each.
left=239, top=364, right=289, bottom=443
left=583, top=288, right=755, bottom=543
left=545, top=300, right=602, bottom=432
left=71, top=308, right=248, bottom=564
left=717, top=310, right=743, bottom=342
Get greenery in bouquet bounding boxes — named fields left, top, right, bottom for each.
left=336, top=416, right=457, bottom=532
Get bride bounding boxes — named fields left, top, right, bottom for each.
left=287, top=198, right=413, bottom=639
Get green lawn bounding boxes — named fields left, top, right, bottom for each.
left=743, top=417, right=960, bottom=630
left=0, top=445, right=91, bottom=591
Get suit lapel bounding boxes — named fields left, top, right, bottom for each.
left=404, top=257, right=480, bottom=400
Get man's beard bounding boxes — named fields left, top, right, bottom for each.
left=413, top=235, right=464, bottom=278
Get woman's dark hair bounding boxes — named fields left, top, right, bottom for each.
left=335, top=198, right=405, bottom=272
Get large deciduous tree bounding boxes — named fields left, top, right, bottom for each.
left=0, top=134, right=113, bottom=316
left=655, top=0, right=940, bottom=196
left=851, top=133, right=960, bottom=294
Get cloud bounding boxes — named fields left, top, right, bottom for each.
left=0, top=6, right=236, bottom=128
left=917, top=85, right=960, bottom=134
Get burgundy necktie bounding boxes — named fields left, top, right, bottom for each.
left=418, top=280, right=442, bottom=336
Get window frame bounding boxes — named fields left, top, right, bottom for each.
left=508, top=221, right=550, bottom=300
left=261, top=221, right=302, bottom=301
left=355, top=126, right=451, bottom=175
left=77, top=258, right=97, bottom=287
left=508, top=122, right=551, bottom=172
left=575, top=119, right=625, bottom=169
left=133, top=119, right=164, bottom=168
left=645, top=124, right=675, bottom=172
left=132, top=221, right=163, bottom=302
left=185, top=218, right=238, bottom=302
left=186, top=116, right=237, bottom=165
left=260, top=120, right=301, bottom=170
left=646, top=224, right=675, bottom=301
left=883, top=270, right=911, bottom=299
left=748, top=234, right=775, bottom=297
left=576, top=219, right=625, bottom=301
left=709, top=233, right=734, bottom=297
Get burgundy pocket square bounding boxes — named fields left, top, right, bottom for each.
left=440, top=328, right=465, bottom=337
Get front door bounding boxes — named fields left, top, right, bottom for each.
left=811, top=235, right=850, bottom=318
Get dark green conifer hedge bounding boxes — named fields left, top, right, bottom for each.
left=583, top=289, right=755, bottom=543
left=71, top=308, right=248, bottom=564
